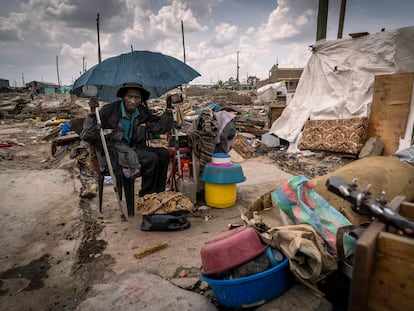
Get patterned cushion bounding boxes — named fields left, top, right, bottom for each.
left=298, top=118, right=368, bottom=155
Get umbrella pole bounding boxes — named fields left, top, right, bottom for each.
left=95, top=109, right=129, bottom=220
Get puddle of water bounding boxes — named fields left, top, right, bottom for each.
left=0, top=254, right=50, bottom=292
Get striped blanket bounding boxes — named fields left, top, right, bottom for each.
left=271, top=175, right=355, bottom=258
left=187, top=109, right=218, bottom=176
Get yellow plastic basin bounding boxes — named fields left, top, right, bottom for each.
left=205, top=183, right=237, bottom=208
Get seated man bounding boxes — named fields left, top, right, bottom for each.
left=81, top=82, right=174, bottom=215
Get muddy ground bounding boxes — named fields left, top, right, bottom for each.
left=0, top=92, right=352, bottom=310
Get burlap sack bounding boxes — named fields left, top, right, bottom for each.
left=312, top=156, right=414, bottom=224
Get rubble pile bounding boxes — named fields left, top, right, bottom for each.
left=268, top=151, right=353, bottom=179
left=0, top=92, right=87, bottom=120
left=0, top=88, right=356, bottom=181
left=186, top=87, right=253, bottom=105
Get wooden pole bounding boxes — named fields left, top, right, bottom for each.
left=337, top=0, right=347, bottom=39
left=96, top=13, right=102, bottom=63
left=95, top=109, right=129, bottom=220
left=316, top=0, right=329, bottom=41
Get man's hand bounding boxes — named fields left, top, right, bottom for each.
left=166, top=93, right=183, bottom=108
left=88, top=97, right=99, bottom=115
left=166, top=95, right=173, bottom=109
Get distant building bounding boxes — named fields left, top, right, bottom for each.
left=26, top=81, right=60, bottom=94
left=257, top=65, right=303, bottom=92
left=0, top=78, right=10, bottom=88
left=60, top=85, right=73, bottom=94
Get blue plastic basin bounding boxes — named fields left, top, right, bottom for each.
left=201, top=162, right=246, bottom=184
left=202, top=257, right=290, bottom=308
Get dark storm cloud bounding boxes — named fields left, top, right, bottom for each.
left=0, top=3, right=29, bottom=43
left=24, top=0, right=132, bottom=32
left=0, top=18, right=22, bottom=42
left=1, top=0, right=413, bottom=86
left=0, top=1, right=22, bottom=18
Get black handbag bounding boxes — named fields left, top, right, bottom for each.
left=140, top=211, right=191, bottom=231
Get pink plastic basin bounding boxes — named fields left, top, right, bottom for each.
left=200, top=226, right=267, bottom=275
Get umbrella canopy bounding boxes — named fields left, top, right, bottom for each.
left=71, top=50, right=200, bottom=102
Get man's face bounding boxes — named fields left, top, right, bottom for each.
left=124, top=89, right=142, bottom=113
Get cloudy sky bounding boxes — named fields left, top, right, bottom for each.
left=1, top=0, right=413, bottom=87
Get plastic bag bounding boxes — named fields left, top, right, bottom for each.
left=140, top=211, right=191, bottom=231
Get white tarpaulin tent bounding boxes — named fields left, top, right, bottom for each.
left=255, top=81, right=287, bottom=104
left=257, top=81, right=287, bottom=96
left=269, top=26, right=414, bottom=143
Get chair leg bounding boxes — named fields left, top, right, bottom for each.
left=98, top=174, right=104, bottom=213
left=115, top=175, right=123, bottom=201
left=99, top=174, right=123, bottom=214
left=123, top=177, right=135, bottom=216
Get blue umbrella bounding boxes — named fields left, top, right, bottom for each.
left=71, top=50, right=200, bottom=102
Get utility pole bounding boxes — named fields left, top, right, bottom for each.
left=316, top=0, right=329, bottom=41
left=181, top=20, right=186, bottom=63
left=131, top=44, right=134, bottom=52
left=56, top=55, right=61, bottom=86
left=337, top=0, right=347, bottom=39
left=21, top=73, right=25, bottom=86
left=181, top=20, right=187, bottom=98
left=236, top=51, right=240, bottom=90
left=96, top=13, right=102, bottom=63
left=82, top=56, right=86, bottom=73
left=275, top=57, right=279, bottom=82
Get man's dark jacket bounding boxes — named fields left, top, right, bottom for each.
left=81, top=100, right=173, bottom=150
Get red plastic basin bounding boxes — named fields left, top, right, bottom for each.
left=200, top=226, right=267, bottom=275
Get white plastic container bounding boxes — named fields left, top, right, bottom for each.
left=180, top=178, right=197, bottom=204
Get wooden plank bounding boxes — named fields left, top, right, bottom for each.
left=400, top=201, right=414, bottom=221
left=348, top=196, right=406, bottom=311
left=377, top=231, right=414, bottom=261
left=366, top=73, right=414, bottom=156
left=42, top=126, right=61, bottom=141
left=54, top=133, right=80, bottom=145
left=348, top=221, right=385, bottom=311
left=268, top=104, right=286, bottom=127
left=50, top=133, right=80, bottom=155
left=367, top=255, right=414, bottom=311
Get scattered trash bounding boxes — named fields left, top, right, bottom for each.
left=261, top=132, right=280, bottom=148
left=60, top=122, right=72, bottom=136
left=0, top=141, right=16, bottom=147
left=80, top=184, right=97, bottom=198
left=195, top=205, right=210, bottom=211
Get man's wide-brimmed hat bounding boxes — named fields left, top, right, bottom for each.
left=116, top=83, right=150, bottom=101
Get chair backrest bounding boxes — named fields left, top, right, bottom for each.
left=70, top=117, right=85, bottom=135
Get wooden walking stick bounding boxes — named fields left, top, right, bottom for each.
left=95, top=109, right=129, bottom=220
